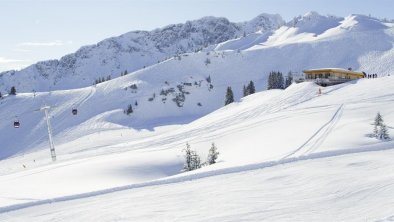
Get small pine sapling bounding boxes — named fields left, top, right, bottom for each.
left=379, top=124, right=390, bottom=140
left=207, top=143, right=219, bottom=165
left=183, top=143, right=201, bottom=171
left=372, top=112, right=390, bottom=140
left=373, top=112, right=383, bottom=137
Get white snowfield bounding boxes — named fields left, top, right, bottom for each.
left=0, top=76, right=393, bottom=221
left=2, top=148, right=394, bottom=222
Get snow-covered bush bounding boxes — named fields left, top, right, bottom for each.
left=183, top=143, right=201, bottom=171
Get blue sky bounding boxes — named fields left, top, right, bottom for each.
left=0, top=0, right=393, bottom=71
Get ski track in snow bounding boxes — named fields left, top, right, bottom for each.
left=282, top=104, right=344, bottom=159
left=0, top=141, right=393, bottom=214
left=302, top=104, right=344, bottom=154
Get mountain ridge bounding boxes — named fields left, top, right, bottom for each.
left=0, top=13, right=284, bottom=93
left=0, top=12, right=393, bottom=95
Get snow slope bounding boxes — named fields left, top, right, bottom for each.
left=0, top=76, right=393, bottom=217
left=2, top=148, right=394, bottom=222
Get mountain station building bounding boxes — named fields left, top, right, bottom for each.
left=302, top=68, right=365, bottom=86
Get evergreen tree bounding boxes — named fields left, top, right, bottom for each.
left=373, top=112, right=390, bottom=140
left=277, top=71, right=284, bottom=89
left=9, top=86, right=16, bottom=95
left=125, top=104, right=133, bottom=115
left=247, top=80, right=256, bottom=94
left=379, top=123, right=390, bottom=140
left=207, top=143, right=219, bottom=165
left=225, top=86, right=234, bottom=105
left=206, top=75, right=212, bottom=83
left=285, top=71, right=293, bottom=88
left=373, top=112, right=383, bottom=137
left=273, top=72, right=279, bottom=89
left=243, top=85, right=248, bottom=97
left=183, top=143, right=201, bottom=171
left=267, top=71, right=285, bottom=90
left=183, top=143, right=193, bottom=171
left=267, top=72, right=274, bottom=90
left=191, top=152, right=201, bottom=170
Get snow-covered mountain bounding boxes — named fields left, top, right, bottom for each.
left=0, top=13, right=284, bottom=93
left=1, top=12, right=393, bottom=95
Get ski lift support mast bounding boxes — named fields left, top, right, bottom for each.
left=36, top=105, right=56, bottom=162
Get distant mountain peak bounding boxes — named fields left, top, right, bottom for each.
left=286, top=12, right=342, bottom=35
left=241, top=13, right=285, bottom=33
left=340, top=14, right=389, bottom=31
left=303, top=11, right=321, bottom=18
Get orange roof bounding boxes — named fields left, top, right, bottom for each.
left=303, top=68, right=364, bottom=76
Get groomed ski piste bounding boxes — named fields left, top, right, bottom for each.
left=0, top=75, right=394, bottom=221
